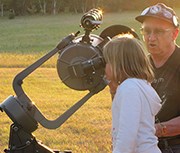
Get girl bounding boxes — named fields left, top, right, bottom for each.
left=103, top=35, right=162, bottom=153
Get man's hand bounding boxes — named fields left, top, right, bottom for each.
left=155, top=116, right=180, bottom=137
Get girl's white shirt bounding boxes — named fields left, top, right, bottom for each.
left=112, top=78, right=162, bottom=153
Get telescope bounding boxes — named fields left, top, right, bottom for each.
left=0, top=8, right=139, bottom=153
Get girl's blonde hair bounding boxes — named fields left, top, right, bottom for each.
left=103, top=35, right=154, bottom=83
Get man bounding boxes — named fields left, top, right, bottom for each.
left=135, top=3, right=180, bottom=153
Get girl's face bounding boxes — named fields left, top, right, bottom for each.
left=105, top=63, right=113, bottom=81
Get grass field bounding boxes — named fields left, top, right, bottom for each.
left=0, top=9, right=180, bottom=152
left=0, top=11, right=142, bottom=54
left=0, top=68, right=112, bottom=152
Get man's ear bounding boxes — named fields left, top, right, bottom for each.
left=173, top=28, right=179, bottom=40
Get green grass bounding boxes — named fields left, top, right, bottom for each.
left=0, top=11, right=143, bottom=54
left=0, top=14, right=82, bottom=53
left=1, top=10, right=180, bottom=152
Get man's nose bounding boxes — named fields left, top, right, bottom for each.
left=148, top=32, right=157, bottom=41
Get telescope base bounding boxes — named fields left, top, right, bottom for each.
left=4, top=123, right=71, bottom=153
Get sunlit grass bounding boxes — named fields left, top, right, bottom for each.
left=0, top=67, right=112, bottom=152
left=0, top=52, right=57, bottom=68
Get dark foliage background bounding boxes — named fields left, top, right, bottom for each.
left=0, top=0, right=180, bottom=16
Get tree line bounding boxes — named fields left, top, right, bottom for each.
left=0, top=0, right=180, bottom=17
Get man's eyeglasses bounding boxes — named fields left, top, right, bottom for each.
left=140, top=27, right=172, bottom=36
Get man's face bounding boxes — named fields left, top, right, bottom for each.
left=142, top=17, right=176, bottom=56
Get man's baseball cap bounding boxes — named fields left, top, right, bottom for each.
left=135, top=3, right=179, bottom=27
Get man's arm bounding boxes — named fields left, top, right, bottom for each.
left=155, top=116, right=180, bottom=137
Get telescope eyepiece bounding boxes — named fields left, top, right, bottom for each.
left=81, top=8, right=103, bottom=31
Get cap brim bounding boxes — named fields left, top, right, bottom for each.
left=135, top=15, right=147, bottom=23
